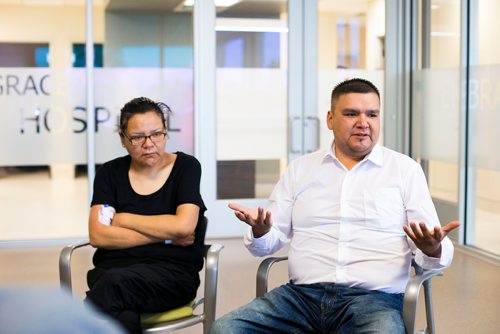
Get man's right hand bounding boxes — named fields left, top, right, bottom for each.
left=228, top=203, right=272, bottom=238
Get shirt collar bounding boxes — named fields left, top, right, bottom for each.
left=322, top=141, right=384, bottom=167
left=365, top=144, right=383, bottom=166
left=322, top=142, right=336, bottom=162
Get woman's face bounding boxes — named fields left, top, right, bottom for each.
left=120, top=111, right=167, bottom=167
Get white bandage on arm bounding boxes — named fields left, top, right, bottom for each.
left=98, top=204, right=115, bottom=226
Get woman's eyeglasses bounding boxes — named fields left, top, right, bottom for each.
left=122, top=131, right=167, bottom=146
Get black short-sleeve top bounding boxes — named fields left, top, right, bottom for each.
left=90, top=152, right=207, bottom=272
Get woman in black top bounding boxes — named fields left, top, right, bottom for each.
left=86, top=97, right=206, bottom=334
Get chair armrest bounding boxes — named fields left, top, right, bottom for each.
left=256, top=256, right=288, bottom=298
left=403, top=261, right=443, bottom=334
left=59, top=241, right=91, bottom=293
left=203, top=243, right=224, bottom=329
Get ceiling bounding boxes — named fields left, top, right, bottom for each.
left=0, top=0, right=372, bottom=17
left=106, top=0, right=373, bottom=17
left=104, top=0, right=288, bottom=18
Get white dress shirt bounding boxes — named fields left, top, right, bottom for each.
left=245, top=143, right=454, bottom=293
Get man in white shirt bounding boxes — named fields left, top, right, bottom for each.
left=209, top=78, right=460, bottom=334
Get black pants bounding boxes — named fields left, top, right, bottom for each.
left=85, top=261, right=199, bottom=334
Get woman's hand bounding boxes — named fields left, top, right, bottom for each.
left=171, top=232, right=196, bottom=247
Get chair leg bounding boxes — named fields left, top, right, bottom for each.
left=423, top=280, right=435, bottom=334
left=203, top=244, right=223, bottom=334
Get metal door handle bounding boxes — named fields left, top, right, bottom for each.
left=306, top=116, right=320, bottom=153
left=288, top=116, right=301, bottom=154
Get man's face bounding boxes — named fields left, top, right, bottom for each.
left=327, top=92, right=380, bottom=161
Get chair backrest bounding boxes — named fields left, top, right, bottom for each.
left=198, top=216, right=210, bottom=257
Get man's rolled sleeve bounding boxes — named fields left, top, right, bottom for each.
left=416, top=236, right=454, bottom=270
left=244, top=227, right=288, bottom=257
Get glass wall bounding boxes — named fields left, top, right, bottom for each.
left=0, top=1, right=90, bottom=241
left=411, top=0, right=461, bottom=241
left=100, top=3, right=195, bottom=157
left=410, top=0, right=500, bottom=256
left=469, top=0, right=500, bottom=255
left=0, top=0, right=195, bottom=242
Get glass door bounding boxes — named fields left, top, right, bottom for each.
left=198, top=0, right=323, bottom=237
left=214, top=1, right=289, bottom=202
left=198, top=0, right=291, bottom=237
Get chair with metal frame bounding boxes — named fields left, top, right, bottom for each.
left=256, top=256, right=443, bottom=334
left=59, top=217, right=223, bottom=334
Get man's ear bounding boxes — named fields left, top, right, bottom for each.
left=326, top=110, right=334, bottom=130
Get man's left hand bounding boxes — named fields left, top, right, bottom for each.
left=403, top=220, right=460, bottom=258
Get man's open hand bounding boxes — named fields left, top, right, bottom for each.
left=403, top=220, right=460, bottom=258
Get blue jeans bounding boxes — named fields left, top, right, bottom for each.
left=210, top=283, right=404, bottom=334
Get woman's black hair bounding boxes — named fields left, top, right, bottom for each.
left=119, top=97, right=172, bottom=132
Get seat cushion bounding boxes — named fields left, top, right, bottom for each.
left=140, top=301, right=194, bottom=325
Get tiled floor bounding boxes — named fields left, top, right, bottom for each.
left=0, top=239, right=499, bottom=333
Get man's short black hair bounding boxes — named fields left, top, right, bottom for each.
left=331, top=78, right=380, bottom=103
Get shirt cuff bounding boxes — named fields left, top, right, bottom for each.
left=244, top=227, right=274, bottom=256
left=417, top=238, right=454, bottom=269
left=244, top=227, right=271, bottom=244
